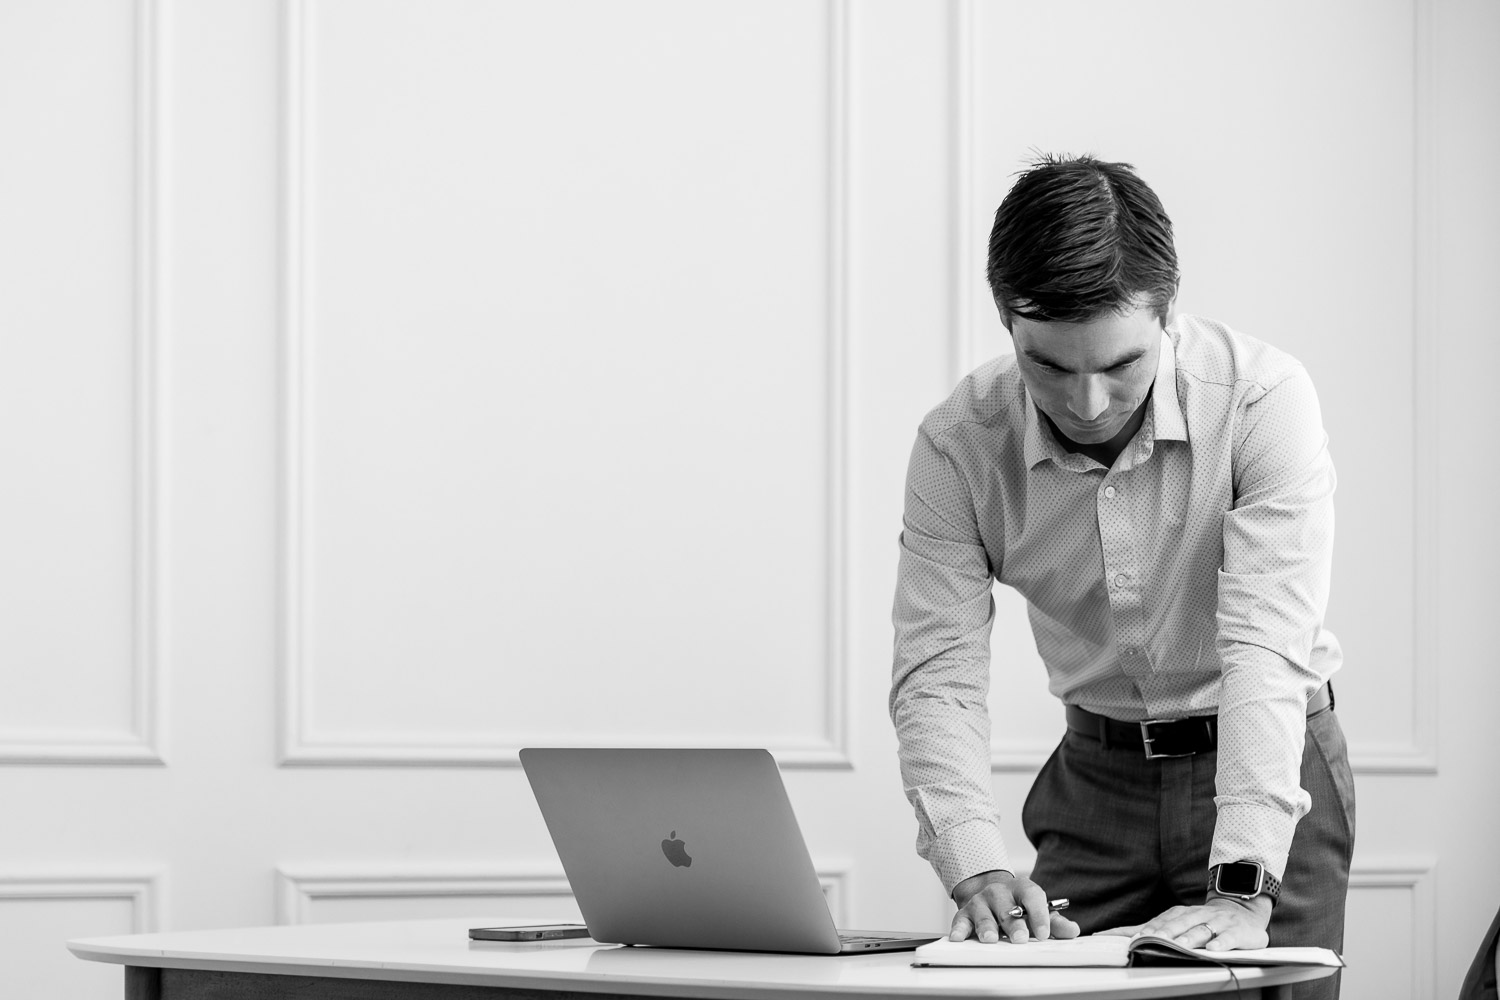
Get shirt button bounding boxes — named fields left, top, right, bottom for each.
left=1123, top=647, right=1136, bottom=657
left=1104, top=486, right=1116, bottom=499
left=1114, top=573, right=1128, bottom=588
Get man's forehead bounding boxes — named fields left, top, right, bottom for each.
left=1012, top=308, right=1161, bottom=370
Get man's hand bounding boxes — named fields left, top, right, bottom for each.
left=1097, top=893, right=1273, bottom=952
left=948, top=870, right=1081, bottom=944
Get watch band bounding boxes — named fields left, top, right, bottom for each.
left=1209, top=864, right=1282, bottom=903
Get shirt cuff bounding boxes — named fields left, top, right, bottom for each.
left=927, top=817, right=1011, bottom=897
left=1209, top=800, right=1296, bottom=882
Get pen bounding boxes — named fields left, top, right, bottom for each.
left=1006, top=898, right=1070, bottom=919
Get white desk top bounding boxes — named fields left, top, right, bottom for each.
left=69, top=917, right=1334, bottom=1000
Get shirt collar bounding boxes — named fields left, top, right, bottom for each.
left=1022, top=329, right=1186, bottom=470
left=1021, top=388, right=1056, bottom=470
left=1150, top=328, right=1187, bottom=444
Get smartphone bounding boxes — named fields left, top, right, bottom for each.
left=468, top=923, right=591, bottom=942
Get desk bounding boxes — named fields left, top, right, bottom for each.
left=69, top=917, right=1335, bottom=1000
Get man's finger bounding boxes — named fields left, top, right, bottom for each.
left=948, top=913, right=971, bottom=942
left=1173, top=921, right=1218, bottom=950
left=1049, top=911, right=1081, bottom=940
left=1137, top=905, right=1192, bottom=938
left=1010, top=882, right=1053, bottom=941
left=971, top=884, right=1019, bottom=944
left=1154, top=917, right=1209, bottom=942
left=969, top=909, right=1002, bottom=944
left=997, top=912, right=1028, bottom=943
left=1202, top=921, right=1270, bottom=952
left=1155, top=906, right=1239, bottom=945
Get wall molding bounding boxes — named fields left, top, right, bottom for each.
left=276, top=861, right=850, bottom=927
left=949, top=0, right=979, bottom=385
left=1374, top=0, right=1441, bottom=775
left=988, top=738, right=1052, bottom=773
left=274, top=866, right=577, bottom=927
left=0, top=871, right=164, bottom=933
left=1347, top=857, right=1437, bottom=1000
left=276, top=0, right=853, bottom=770
left=951, top=0, right=1440, bottom=775
left=0, top=0, right=167, bottom=767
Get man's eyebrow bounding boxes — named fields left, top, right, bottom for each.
left=1020, top=346, right=1149, bottom=374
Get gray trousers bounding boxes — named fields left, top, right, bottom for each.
left=1023, top=705, right=1355, bottom=1000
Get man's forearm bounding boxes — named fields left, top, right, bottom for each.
left=1209, top=644, right=1326, bottom=878
left=891, top=684, right=1011, bottom=894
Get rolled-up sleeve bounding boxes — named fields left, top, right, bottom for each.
left=1212, top=366, right=1339, bottom=880
left=889, top=426, right=1007, bottom=894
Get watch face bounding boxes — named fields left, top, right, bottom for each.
left=1216, top=862, right=1264, bottom=895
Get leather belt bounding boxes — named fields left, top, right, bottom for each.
left=1064, top=682, right=1333, bottom=759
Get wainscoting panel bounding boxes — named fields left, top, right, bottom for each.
left=278, top=0, right=852, bottom=768
left=0, top=0, right=165, bottom=765
left=0, top=873, right=161, bottom=999
left=1342, top=860, right=1436, bottom=1000
left=277, top=862, right=849, bottom=927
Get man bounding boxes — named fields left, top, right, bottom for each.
left=889, top=154, right=1353, bottom=999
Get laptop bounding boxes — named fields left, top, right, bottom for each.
left=519, top=747, right=941, bottom=954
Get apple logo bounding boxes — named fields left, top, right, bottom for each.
left=661, top=831, right=692, bottom=868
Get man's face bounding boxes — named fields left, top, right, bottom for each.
left=1004, top=300, right=1166, bottom=446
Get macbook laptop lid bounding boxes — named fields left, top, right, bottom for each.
left=519, top=748, right=939, bottom=954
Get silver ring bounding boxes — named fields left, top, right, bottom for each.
left=1196, top=922, right=1217, bottom=941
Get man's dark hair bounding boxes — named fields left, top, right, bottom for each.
left=986, top=153, right=1179, bottom=325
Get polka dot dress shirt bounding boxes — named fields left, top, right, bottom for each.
left=889, top=315, right=1341, bottom=895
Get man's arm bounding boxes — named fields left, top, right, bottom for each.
left=1127, top=364, right=1338, bottom=951
left=889, top=425, right=1080, bottom=945
left=1212, top=365, right=1338, bottom=880
left=889, top=425, right=1005, bottom=893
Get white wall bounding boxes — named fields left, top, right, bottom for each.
left=1, top=1, right=1495, bottom=997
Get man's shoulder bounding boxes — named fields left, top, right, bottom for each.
left=918, top=354, right=1025, bottom=446
left=1171, top=314, right=1309, bottom=394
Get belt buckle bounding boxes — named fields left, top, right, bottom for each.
left=1140, top=718, right=1193, bottom=760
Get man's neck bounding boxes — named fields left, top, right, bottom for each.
left=1045, top=387, right=1154, bottom=469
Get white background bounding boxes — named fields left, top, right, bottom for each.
left=1, top=1, right=1496, bottom=997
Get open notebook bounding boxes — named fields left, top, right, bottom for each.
left=913, top=935, right=1344, bottom=968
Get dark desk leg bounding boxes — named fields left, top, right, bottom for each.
left=126, top=967, right=162, bottom=1000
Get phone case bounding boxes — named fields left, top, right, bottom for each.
left=469, top=925, right=591, bottom=941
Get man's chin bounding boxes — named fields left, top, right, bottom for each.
left=1060, top=420, right=1121, bottom=444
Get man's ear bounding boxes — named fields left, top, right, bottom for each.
left=1162, top=296, right=1178, bottom=330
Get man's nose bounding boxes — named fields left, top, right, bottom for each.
left=1065, top=375, right=1110, bottom=422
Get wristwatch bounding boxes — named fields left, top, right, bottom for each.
left=1209, top=861, right=1282, bottom=904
